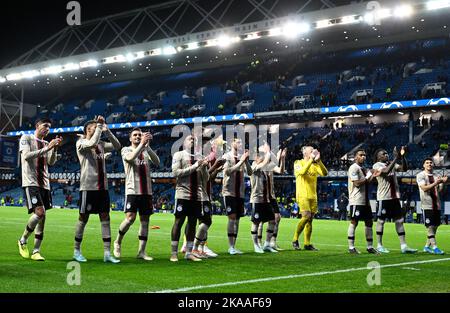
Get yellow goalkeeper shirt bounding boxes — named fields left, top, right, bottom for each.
left=294, top=159, right=328, bottom=201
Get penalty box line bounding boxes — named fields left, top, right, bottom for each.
left=151, top=257, right=450, bottom=293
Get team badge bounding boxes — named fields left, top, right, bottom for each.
left=254, top=213, right=259, bottom=219
left=425, top=218, right=430, bottom=224
left=355, top=211, right=360, bottom=216
left=381, top=209, right=386, bottom=214
left=177, top=205, right=183, bottom=212
left=126, top=203, right=131, bottom=209
left=204, top=206, right=210, bottom=213
left=31, top=197, right=38, bottom=205
left=227, top=207, right=232, bottom=212
left=87, top=204, right=92, bottom=212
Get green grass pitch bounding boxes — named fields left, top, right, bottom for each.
left=1, top=206, right=449, bottom=293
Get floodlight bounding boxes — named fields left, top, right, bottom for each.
left=163, top=46, right=177, bottom=55
left=393, top=5, right=414, bottom=18
left=427, top=0, right=450, bottom=10
left=63, top=63, right=80, bottom=71
left=40, top=65, right=64, bottom=75
left=6, top=73, right=22, bottom=81
left=316, top=19, right=331, bottom=28
left=80, top=60, right=98, bottom=68
left=186, top=42, right=199, bottom=50
left=21, top=70, right=40, bottom=79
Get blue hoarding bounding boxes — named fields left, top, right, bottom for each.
left=6, top=113, right=254, bottom=137
left=321, top=98, right=450, bottom=114
left=0, top=138, right=18, bottom=167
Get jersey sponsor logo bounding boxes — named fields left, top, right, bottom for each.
left=135, top=159, right=147, bottom=166
left=93, top=154, right=104, bottom=160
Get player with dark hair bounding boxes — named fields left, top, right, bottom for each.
left=257, top=147, right=287, bottom=250
left=250, top=144, right=278, bottom=253
left=192, top=152, right=225, bottom=258
left=416, top=158, right=448, bottom=255
left=347, top=149, right=380, bottom=254
left=222, top=138, right=253, bottom=255
left=18, top=118, right=62, bottom=261
left=113, top=128, right=160, bottom=261
left=372, top=146, right=417, bottom=254
left=73, top=115, right=122, bottom=263
left=170, top=135, right=209, bottom=262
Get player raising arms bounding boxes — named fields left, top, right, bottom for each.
left=192, top=150, right=225, bottom=258
left=73, top=116, right=122, bottom=263
left=257, top=147, right=287, bottom=250
left=250, top=144, right=278, bottom=253
left=416, top=158, right=448, bottom=255
left=372, top=146, right=417, bottom=254
left=170, top=135, right=209, bottom=262
left=18, top=118, right=62, bottom=261
left=222, top=138, right=253, bottom=255
left=292, top=146, right=327, bottom=251
left=347, top=149, right=380, bottom=254
left=113, top=128, right=160, bottom=261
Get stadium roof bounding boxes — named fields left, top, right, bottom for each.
left=0, top=0, right=448, bottom=89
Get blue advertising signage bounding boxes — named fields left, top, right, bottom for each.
left=6, top=113, right=254, bottom=137
left=321, top=98, right=450, bottom=114
left=0, top=138, right=18, bottom=167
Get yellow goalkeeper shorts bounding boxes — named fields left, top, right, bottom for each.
left=298, top=198, right=318, bottom=214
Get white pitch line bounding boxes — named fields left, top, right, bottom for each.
left=151, top=257, right=450, bottom=293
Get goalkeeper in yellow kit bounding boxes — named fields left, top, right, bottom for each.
left=292, top=146, right=328, bottom=251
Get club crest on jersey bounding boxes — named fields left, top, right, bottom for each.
left=254, top=213, right=259, bottom=219
left=31, top=197, right=38, bottom=205
left=126, top=203, right=131, bottom=209
left=177, top=205, right=183, bottom=212
left=355, top=211, right=360, bottom=216
left=381, top=209, right=386, bottom=214
left=87, top=204, right=92, bottom=212
left=425, top=218, right=430, bottom=224
left=227, top=206, right=232, bottom=212
left=204, top=206, right=210, bottom=213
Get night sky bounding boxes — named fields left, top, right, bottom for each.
left=0, top=0, right=165, bottom=68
